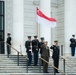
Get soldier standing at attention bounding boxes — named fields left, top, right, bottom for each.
left=70, top=35, right=76, bottom=56
left=7, top=33, right=12, bottom=57
left=32, top=36, right=39, bottom=66
left=41, top=41, right=50, bottom=73
left=39, top=37, right=44, bottom=65
left=50, top=41, right=60, bottom=73
left=25, top=36, right=32, bottom=66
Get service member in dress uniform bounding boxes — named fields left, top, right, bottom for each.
left=41, top=41, right=50, bottom=73
left=7, top=33, right=12, bottom=56
left=70, top=35, right=76, bottom=56
left=25, top=36, right=32, bottom=66
left=50, top=40, right=60, bottom=73
left=39, top=37, right=44, bottom=65
left=32, top=36, right=39, bottom=66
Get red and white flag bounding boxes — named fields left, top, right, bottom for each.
left=36, top=7, right=57, bottom=28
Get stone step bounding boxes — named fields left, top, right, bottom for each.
left=0, top=63, right=53, bottom=66
left=0, top=74, right=54, bottom=75
left=0, top=66, right=43, bottom=68
left=0, top=69, right=54, bottom=72
left=0, top=66, right=53, bottom=69
left=1, top=54, right=76, bottom=74
left=0, top=74, right=66, bottom=75
left=0, top=65, right=53, bottom=68
left=0, top=68, right=37, bottom=69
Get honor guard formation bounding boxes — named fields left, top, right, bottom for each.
left=4, top=34, right=76, bottom=73
left=25, top=35, right=60, bottom=73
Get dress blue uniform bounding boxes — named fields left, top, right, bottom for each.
left=25, top=36, right=32, bottom=66
left=32, top=36, right=39, bottom=66
left=70, top=37, right=76, bottom=56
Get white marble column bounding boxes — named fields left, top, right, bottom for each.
left=40, top=0, right=51, bottom=46
left=64, top=0, right=76, bottom=56
left=12, top=0, right=24, bottom=54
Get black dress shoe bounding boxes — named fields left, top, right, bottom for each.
left=34, top=64, right=38, bottom=66
left=28, top=64, right=31, bottom=66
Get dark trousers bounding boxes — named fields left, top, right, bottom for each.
left=34, top=51, right=38, bottom=65
left=7, top=45, right=11, bottom=55
left=43, top=57, right=49, bottom=73
left=27, top=52, right=32, bottom=65
left=53, top=58, right=59, bottom=73
left=71, top=47, right=75, bottom=56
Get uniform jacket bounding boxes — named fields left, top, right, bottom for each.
left=70, top=38, right=76, bottom=47
left=25, top=40, right=32, bottom=52
left=32, top=39, right=39, bottom=52
left=7, top=37, right=11, bottom=45
left=50, top=45, right=60, bottom=59
left=41, top=45, right=50, bottom=58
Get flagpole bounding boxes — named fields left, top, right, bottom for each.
left=36, top=7, right=39, bottom=38
left=51, top=11, right=53, bottom=45
left=36, top=22, right=38, bottom=36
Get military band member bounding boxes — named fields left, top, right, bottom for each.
left=70, top=35, right=76, bottom=56
left=32, top=36, right=39, bottom=66
left=39, top=37, right=44, bottom=65
left=50, top=41, right=60, bottom=73
left=41, top=41, right=50, bottom=73
left=25, top=36, right=32, bottom=66
left=7, top=33, right=12, bottom=56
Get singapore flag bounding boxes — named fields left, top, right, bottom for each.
left=36, top=7, right=57, bottom=28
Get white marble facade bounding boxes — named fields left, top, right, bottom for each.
left=3, top=0, right=76, bottom=55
